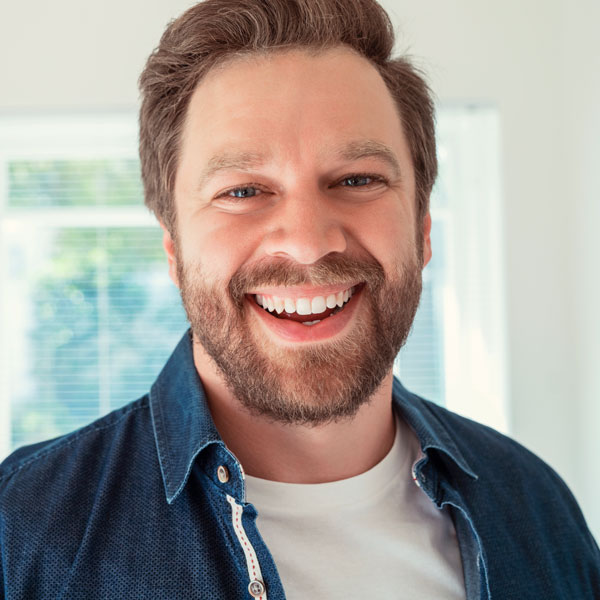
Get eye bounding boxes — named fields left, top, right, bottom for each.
left=211, top=183, right=271, bottom=213
left=337, top=173, right=388, bottom=189
left=216, top=185, right=264, bottom=199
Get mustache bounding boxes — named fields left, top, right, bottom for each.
left=228, top=252, right=386, bottom=308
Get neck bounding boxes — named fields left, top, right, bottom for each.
left=193, top=340, right=396, bottom=484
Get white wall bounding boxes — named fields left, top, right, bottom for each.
left=1, top=0, right=598, bottom=540
left=379, top=0, right=600, bottom=539
left=560, top=0, right=600, bottom=541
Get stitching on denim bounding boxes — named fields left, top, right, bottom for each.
left=0, top=399, right=149, bottom=483
left=168, top=442, right=208, bottom=503
left=149, top=382, right=173, bottom=494
left=150, top=384, right=216, bottom=503
left=226, top=495, right=267, bottom=599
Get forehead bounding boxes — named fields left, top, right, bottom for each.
left=177, top=47, right=412, bottom=185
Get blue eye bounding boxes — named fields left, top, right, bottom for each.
left=342, top=176, right=371, bottom=186
left=227, top=186, right=261, bottom=198
left=339, top=173, right=386, bottom=188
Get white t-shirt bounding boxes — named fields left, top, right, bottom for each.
left=245, top=417, right=466, bottom=599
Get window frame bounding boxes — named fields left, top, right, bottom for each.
left=0, top=109, right=508, bottom=459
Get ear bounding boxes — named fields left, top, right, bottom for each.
left=421, top=212, right=432, bottom=268
left=160, top=223, right=180, bottom=288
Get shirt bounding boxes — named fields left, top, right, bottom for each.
left=244, top=415, right=466, bottom=599
left=0, top=330, right=599, bottom=599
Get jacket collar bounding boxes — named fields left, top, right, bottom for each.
left=149, top=330, right=224, bottom=504
left=150, top=331, right=477, bottom=503
left=391, top=378, right=478, bottom=480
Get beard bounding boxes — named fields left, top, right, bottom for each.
left=177, top=248, right=423, bottom=426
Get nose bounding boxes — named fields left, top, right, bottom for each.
left=261, top=191, right=348, bottom=264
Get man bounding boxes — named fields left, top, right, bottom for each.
left=0, top=0, right=598, bottom=597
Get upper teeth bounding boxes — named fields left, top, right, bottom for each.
left=255, top=286, right=355, bottom=315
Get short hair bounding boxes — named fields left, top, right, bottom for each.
left=138, top=0, right=437, bottom=234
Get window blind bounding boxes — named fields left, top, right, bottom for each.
left=0, top=109, right=507, bottom=459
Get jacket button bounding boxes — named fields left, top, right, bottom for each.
left=217, top=465, right=230, bottom=483
left=248, top=580, right=265, bottom=597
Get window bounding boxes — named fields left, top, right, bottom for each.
left=396, top=106, right=508, bottom=433
left=0, top=110, right=507, bottom=459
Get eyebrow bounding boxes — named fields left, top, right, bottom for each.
left=335, top=139, right=402, bottom=181
left=197, top=151, right=268, bottom=190
left=196, top=139, right=401, bottom=191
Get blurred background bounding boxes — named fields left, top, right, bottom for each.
left=0, top=0, right=598, bottom=542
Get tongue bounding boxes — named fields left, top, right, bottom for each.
left=277, top=306, right=337, bottom=322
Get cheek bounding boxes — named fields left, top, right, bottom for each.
left=349, top=201, right=416, bottom=268
left=178, top=217, right=260, bottom=282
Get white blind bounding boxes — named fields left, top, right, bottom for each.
left=0, top=110, right=507, bottom=459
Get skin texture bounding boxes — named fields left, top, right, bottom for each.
left=162, top=47, right=432, bottom=483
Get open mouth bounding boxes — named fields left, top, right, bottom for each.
left=251, top=283, right=363, bottom=326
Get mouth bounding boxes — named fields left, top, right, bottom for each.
left=252, top=283, right=361, bottom=325
left=245, top=283, right=365, bottom=343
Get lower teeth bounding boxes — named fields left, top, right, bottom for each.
left=301, top=320, right=321, bottom=326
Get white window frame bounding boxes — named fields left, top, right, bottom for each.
left=0, top=113, right=156, bottom=458
left=0, top=108, right=508, bottom=459
left=436, top=106, right=509, bottom=432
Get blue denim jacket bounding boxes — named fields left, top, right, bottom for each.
left=1, top=331, right=599, bottom=599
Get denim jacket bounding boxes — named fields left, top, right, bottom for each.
left=1, top=331, right=599, bottom=599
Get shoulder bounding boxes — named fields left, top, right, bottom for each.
left=398, top=385, right=563, bottom=484
left=400, top=388, right=600, bottom=589
left=426, top=398, right=568, bottom=488
left=398, top=387, right=600, bottom=557
left=393, top=380, right=591, bottom=525
left=415, top=393, right=578, bottom=502
left=0, top=396, right=151, bottom=497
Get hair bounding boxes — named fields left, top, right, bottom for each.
left=138, top=0, right=437, bottom=234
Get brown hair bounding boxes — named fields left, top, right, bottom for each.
left=139, top=0, right=437, bottom=234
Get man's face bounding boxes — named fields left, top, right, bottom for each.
left=166, top=47, right=432, bottom=425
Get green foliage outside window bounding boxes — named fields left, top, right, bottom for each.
left=5, top=156, right=443, bottom=452
left=9, top=160, right=143, bottom=207
left=7, top=160, right=187, bottom=450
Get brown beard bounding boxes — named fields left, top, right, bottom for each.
left=177, top=249, right=423, bottom=426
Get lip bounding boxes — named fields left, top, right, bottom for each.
left=246, top=285, right=364, bottom=343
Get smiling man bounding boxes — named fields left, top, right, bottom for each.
left=167, top=47, right=426, bottom=455
left=1, top=0, right=599, bottom=598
